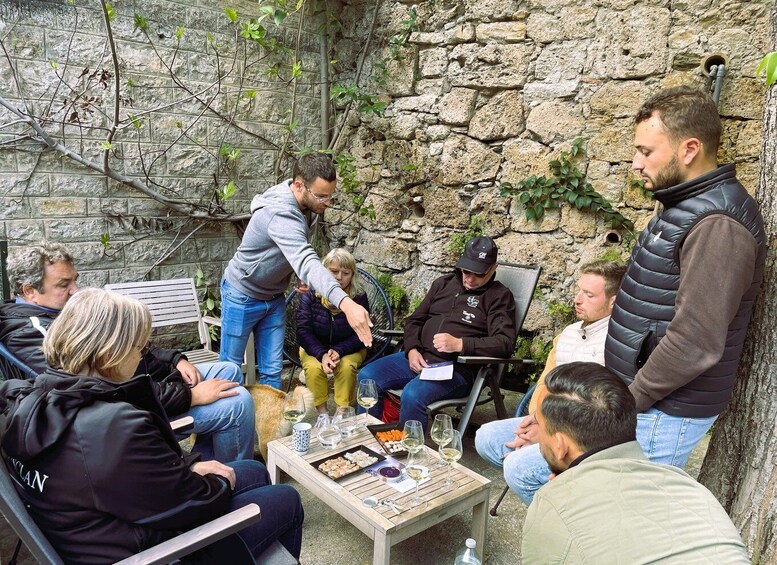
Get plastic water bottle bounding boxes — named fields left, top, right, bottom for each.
left=453, top=538, right=482, bottom=565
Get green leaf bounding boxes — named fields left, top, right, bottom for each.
left=196, top=267, right=205, bottom=280
left=134, top=13, right=148, bottom=31
left=49, top=59, right=58, bottom=70
left=105, top=3, right=115, bottom=21
left=101, top=141, right=112, bottom=150
left=175, top=27, right=185, bottom=41
left=128, top=114, right=141, bottom=129
left=243, top=89, right=256, bottom=100
left=291, top=60, right=302, bottom=79
left=274, top=8, right=288, bottom=26
left=225, top=7, right=238, bottom=22
left=100, top=233, right=112, bottom=249
left=756, top=52, right=777, bottom=87
left=525, top=207, right=536, bottom=221
left=206, top=297, right=215, bottom=310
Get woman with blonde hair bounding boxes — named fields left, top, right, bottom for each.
left=0, top=288, right=303, bottom=564
left=297, top=248, right=369, bottom=412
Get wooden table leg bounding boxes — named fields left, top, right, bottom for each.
left=471, top=499, right=488, bottom=553
left=373, top=531, right=391, bottom=565
left=267, top=450, right=280, bottom=485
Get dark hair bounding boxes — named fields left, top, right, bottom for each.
left=579, top=260, right=627, bottom=298
left=635, top=86, right=721, bottom=157
left=7, top=242, right=74, bottom=296
left=540, top=362, right=636, bottom=452
left=292, top=152, right=336, bottom=185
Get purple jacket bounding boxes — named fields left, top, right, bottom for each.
left=296, top=290, right=369, bottom=361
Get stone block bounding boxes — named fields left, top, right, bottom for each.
left=392, top=95, right=439, bottom=114
left=354, top=232, right=414, bottom=270
left=0, top=197, right=31, bottom=219
left=79, top=269, right=110, bottom=288
left=535, top=41, right=587, bottom=81
left=469, top=90, right=525, bottom=141
left=410, top=32, right=446, bottom=45
left=590, top=81, right=645, bottom=118
left=438, top=88, right=478, bottom=125
left=464, top=0, right=522, bottom=21
left=446, top=23, right=476, bottom=44
left=6, top=220, right=44, bottom=243
left=448, top=43, right=533, bottom=89
left=526, top=13, right=563, bottom=43
left=523, top=80, right=580, bottom=104
left=623, top=179, right=656, bottom=210
left=440, top=134, right=501, bottom=185
left=419, top=48, right=449, bottom=77
left=719, top=78, right=766, bottom=120
left=0, top=173, right=49, bottom=196
left=587, top=121, right=635, bottom=163
left=501, top=138, right=553, bottom=185
left=125, top=239, right=181, bottom=267
left=561, top=206, right=598, bottom=238
left=559, top=6, right=597, bottom=40
left=6, top=25, right=45, bottom=59
left=511, top=205, right=560, bottom=233
left=417, top=225, right=458, bottom=267
left=587, top=7, right=670, bottom=79
left=67, top=242, right=124, bottom=268
left=422, top=186, right=469, bottom=228
left=51, top=174, right=107, bottom=197
left=476, top=21, right=527, bottom=43
left=45, top=218, right=105, bottom=241
left=31, top=197, right=87, bottom=217
left=736, top=161, right=760, bottom=196
left=525, top=101, right=584, bottom=144
left=166, top=146, right=217, bottom=176
left=390, top=114, right=422, bottom=140
left=735, top=120, right=762, bottom=160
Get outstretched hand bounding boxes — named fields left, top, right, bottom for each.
left=340, top=296, right=373, bottom=347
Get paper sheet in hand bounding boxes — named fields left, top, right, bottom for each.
left=419, top=361, right=454, bottom=381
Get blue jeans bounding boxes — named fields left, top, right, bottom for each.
left=356, top=352, right=471, bottom=430
left=227, top=460, right=304, bottom=559
left=178, top=362, right=256, bottom=462
left=219, top=279, right=285, bottom=389
left=475, top=408, right=716, bottom=505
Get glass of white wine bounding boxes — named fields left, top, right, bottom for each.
left=356, top=379, right=378, bottom=426
left=401, top=420, right=425, bottom=454
left=282, top=390, right=306, bottom=425
left=404, top=449, right=429, bottom=509
left=439, top=429, right=463, bottom=487
left=429, top=414, right=453, bottom=469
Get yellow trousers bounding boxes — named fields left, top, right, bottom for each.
left=300, top=348, right=367, bottom=408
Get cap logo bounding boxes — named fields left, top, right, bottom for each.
left=478, top=252, right=487, bottom=259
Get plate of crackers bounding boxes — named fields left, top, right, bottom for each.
left=311, top=446, right=386, bottom=480
left=367, top=423, right=407, bottom=456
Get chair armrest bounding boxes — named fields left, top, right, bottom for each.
left=457, top=356, right=536, bottom=366
left=114, top=504, right=261, bottom=565
left=202, top=315, right=222, bottom=328
left=377, top=329, right=404, bottom=338
left=170, top=416, right=194, bottom=433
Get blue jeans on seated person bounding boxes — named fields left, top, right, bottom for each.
left=475, top=407, right=716, bottom=506
left=226, top=460, right=304, bottom=559
left=356, top=351, right=471, bottom=430
left=177, top=361, right=256, bottom=462
left=219, top=279, right=285, bottom=390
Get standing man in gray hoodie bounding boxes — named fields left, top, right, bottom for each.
left=220, top=152, right=373, bottom=389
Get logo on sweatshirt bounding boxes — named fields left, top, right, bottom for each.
left=467, top=296, right=479, bottom=308
left=7, top=457, right=49, bottom=493
left=461, top=310, right=476, bottom=324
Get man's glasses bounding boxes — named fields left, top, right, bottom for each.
left=461, top=269, right=489, bottom=278
left=302, top=182, right=335, bottom=203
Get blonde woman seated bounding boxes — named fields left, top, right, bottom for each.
left=0, top=288, right=303, bottom=564
left=297, top=248, right=369, bottom=413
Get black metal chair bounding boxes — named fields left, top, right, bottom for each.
left=0, top=342, right=39, bottom=381
left=424, top=263, right=542, bottom=435
left=283, top=268, right=394, bottom=372
left=489, top=382, right=536, bottom=516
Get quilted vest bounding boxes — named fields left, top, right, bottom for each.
left=605, top=164, right=766, bottom=417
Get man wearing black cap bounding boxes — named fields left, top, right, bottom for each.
left=356, top=236, right=517, bottom=430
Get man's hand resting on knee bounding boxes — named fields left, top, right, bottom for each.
left=190, top=379, right=240, bottom=406
left=504, top=414, right=540, bottom=451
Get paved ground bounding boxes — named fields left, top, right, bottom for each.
left=0, top=389, right=710, bottom=564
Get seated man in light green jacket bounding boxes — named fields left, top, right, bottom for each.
left=522, top=362, right=749, bottom=564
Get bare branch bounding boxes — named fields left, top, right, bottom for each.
left=99, top=0, right=121, bottom=172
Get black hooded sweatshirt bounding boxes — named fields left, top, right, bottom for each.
left=0, top=371, right=238, bottom=564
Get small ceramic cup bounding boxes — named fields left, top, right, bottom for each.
left=292, top=422, right=312, bottom=454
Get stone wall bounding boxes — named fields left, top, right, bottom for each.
left=327, top=0, right=772, bottom=338
left=0, top=0, right=324, bottom=345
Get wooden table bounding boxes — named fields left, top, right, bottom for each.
left=267, top=417, right=491, bottom=565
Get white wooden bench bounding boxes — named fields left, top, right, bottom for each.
left=105, top=278, right=256, bottom=384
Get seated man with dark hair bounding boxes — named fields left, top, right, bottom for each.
left=521, top=361, right=749, bottom=563
left=0, top=242, right=255, bottom=463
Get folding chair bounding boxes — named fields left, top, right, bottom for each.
left=283, top=268, right=394, bottom=378
left=489, top=382, right=536, bottom=516
left=0, top=342, right=39, bottom=381
left=425, top=263, right=542, bottom=435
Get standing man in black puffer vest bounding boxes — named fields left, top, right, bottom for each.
left=605, top=86, right=766, bottom=469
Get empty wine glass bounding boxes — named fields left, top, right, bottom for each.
left=429, top=414, right=453, bottom=469
left=439, top=429, right=463, bottom=487
left=282, top=390, right=305, bottom=425
left=334, top=406, right=357, bottom=438
left=356, top=379, right=378, bottom=426
left=401, top=420, right=425, bottom=454
left=404, top=449, right=428, bottom=509
left=316, top=415, right=342, bottom=450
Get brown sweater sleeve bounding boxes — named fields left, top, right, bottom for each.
left=628, top=214, right=759, bottom=411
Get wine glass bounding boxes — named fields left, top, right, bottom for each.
left=429, top=414, right=453, bottom=469
left=401, top=420, right=425, bottom=454
left=334, top=406, right=357, bottom=438
left=316, top=415, right=342, bottom=450
left=282, top=390, right=305, bottom=425
left=439, top=429, right=463, bottom=487
left=404, top=449, right=428, bottom=509
left=356, top=379, right=378, bottom=426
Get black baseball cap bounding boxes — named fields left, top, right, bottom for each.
left=456, top=236, right=498, bottom=274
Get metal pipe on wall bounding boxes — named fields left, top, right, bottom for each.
left=319, top=27, right=330, bottom=148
